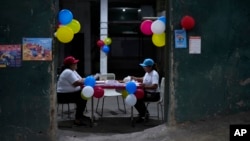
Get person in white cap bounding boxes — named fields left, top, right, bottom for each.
left=131, top=58, right=160, bottom=123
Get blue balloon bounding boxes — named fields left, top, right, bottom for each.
left=158, top=16, right=167, bottom=24
left=125, top=81, right=137, bottom=94
left=84, top=76, right=96, bottom=88
left=102, top=45, right=110, bottom=53
left=58, top=9, right=73, bottom=25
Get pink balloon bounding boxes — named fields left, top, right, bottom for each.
left=140, top=20, right=153, bottom=35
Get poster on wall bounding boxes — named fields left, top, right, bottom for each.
left=0, top=44, right=22, bottom=68
left=22, top=38, right=52, bottom=61
left=174, top=29, right=187, bottom=48
left=189, top=36, right=201, bottom=54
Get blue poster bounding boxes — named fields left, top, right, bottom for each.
left=174, top=30, right=187, bottom=48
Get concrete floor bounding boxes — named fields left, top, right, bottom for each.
left=56, top=96, right=250, bottom=141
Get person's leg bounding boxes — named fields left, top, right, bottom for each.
left=72, top=90, right=87, bottom=120
left=134, top=99, right=147, bottom=117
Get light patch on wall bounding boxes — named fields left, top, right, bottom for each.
left=236, top=100, right=244, bottom=107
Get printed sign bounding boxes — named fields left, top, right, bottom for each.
left=174, top=29, right=187, bottom=48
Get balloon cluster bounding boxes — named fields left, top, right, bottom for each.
left=140, top=16, right=166, bottom=47
left=81, top=76, right=104, bottom=100
left=96, top=37, right=112, bottom=54
left=122, top=81, right=144, bottom=106
left=181, top=15, right=195, bottom=30
left=55, top=9, right=81, bottom=43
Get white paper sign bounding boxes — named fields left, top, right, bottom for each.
left=189, top=36, right=201, bottom=54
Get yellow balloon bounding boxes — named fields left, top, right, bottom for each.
left=81, top=92, right=91, bottom=100
left=104, top=37, right=112, bottom=45
left=121, top=90, right=128, bottom=99
left=66, top=19, right=81, bottom=34
left=152, top=33, right=165, bottom=47
left=56, top=26, right=74, bottom=43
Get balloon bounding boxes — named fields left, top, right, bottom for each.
left=81, top=86, right=94, bottom=98
left=121, top=90, right=129, bottom=99
left=140, top=20, right=153, bottom=35
left=125, top=94, right=137, bottom=106
left=56, top=26, right=74, bottom=43
left=66, top=19, right=81, bottom=34
left=125, top=81, right=137, bottom=94
left=58, top=9, right=73, bottom=25
left=93, top=86, right=104, bottom=98
left=135, top=89, right=144, bottom=99
left=102, top=45, right=110, bottom=53
left=158, top=16, right=167, bottom=24
left=152, top=33, right=165, bottom=47
left=104, top=37, right=112, bottom=45
left=84, top=76, right=96, bottom=88
left=181, top=15, right=195, bottom=30
left=81, top=93, right=91, bottom=100
left=151, top=20, right=166, bottom=34
left=97, top=40, right=105, bottom=47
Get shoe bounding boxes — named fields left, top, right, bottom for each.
left=74, top=119, right=87, bottom=126
left=135, top=117, right=144, bottom=123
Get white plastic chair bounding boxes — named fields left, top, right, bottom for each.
left=145, top=77, right=165, bottom=121
left=99, top=73, right=116, bottom=81
left=95, top=73, right=127, bottom=117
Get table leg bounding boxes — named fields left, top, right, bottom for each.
left=131, top=106, right=135, bottom=127
left=90, top=97, right=94, bottom=127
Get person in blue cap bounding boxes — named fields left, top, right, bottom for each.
left=131, top=58, right=160, bottom=123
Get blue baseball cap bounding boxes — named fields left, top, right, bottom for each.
left=139, top=58, right=154, bottom=67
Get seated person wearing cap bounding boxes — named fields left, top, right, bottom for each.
left=131, top=58, right=160, bottom=123
left=57, top=56, right=88, bottom=126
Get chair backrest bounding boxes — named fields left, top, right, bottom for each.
left=159, top=77, right=165, bottom=103
left=99, top=73, right=116, bottom=81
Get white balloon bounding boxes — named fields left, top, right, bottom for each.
left=125, top=94, right=137, bottom=106
left=81, top=86, right=94, bottom=98
left=151, top=20, right=166, bottom=34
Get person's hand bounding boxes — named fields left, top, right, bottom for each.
left=93, top=73, right=100, bottom=79
left=140, top=83, right=145, bottom=88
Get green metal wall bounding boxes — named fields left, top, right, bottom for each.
left=171, top=0, right=250, bottom=122
left=0, top=0, right=57, bottom=141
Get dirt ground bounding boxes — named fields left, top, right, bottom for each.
left=57, top=101, right=250, bottom=141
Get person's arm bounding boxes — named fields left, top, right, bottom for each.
left=143, top=71, right=159, bottom=90
left=72, top=78, right=85, bottom=87
left=71, top=71, right=85, bottom=87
